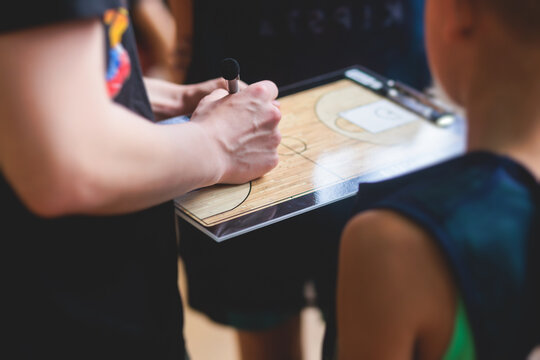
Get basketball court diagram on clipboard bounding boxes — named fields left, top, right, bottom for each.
left=175, top=68, right=466, bottom=242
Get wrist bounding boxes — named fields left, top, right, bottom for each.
left=188, top=120, right=227, bottom=186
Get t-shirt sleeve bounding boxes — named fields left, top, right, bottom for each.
left=0, top=0, right=123, bottom=33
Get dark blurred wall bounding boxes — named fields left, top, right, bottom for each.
left=186, top=0, right=430, bottom=90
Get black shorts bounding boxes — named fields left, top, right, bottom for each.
left=177, top=199, right=355, bottom=331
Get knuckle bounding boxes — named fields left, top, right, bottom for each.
left=270, top=153, right=280, bottom=168
left=272, top=131, right=282, bottom=147
left=262, top=105, right=281, bottom=128
left=250, top=83, right=266, bottom=97
left=270, top=106, right=282, bottom=123
left=260, top=80, right=277, bottom=94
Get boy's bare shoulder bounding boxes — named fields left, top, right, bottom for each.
left=341, top=209, right=433, bottom=253
left=339, top=209, right=457, bottom=359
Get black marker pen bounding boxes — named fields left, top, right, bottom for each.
left=221, top=58, right=240, bottom=94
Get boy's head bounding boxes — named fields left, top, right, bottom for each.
left=425, top=0, right=540, bottom=106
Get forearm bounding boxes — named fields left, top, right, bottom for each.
left=67, top=103, right=224, bottom=215
left=167, top=0, right=193, bottom=83
left=0, top=20, right=222, bottom=216
left=2, top=99, right=223, bottom=217
left=132, top=0, right=176, bottom=81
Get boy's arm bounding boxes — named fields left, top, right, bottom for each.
left=0, top=19, right=280, bottom=217
left=132, top=0, right=176, bottom=80
left=167, top=0, right=193, bottom=84
left=337, top=210, right=457, bottom=360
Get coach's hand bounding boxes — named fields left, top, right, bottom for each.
left=190, top=80, right=282, bottom=184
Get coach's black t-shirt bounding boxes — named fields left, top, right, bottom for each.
left=1, top=1, right=184, bottom=359
left=187, top=0, right=430, bottom=89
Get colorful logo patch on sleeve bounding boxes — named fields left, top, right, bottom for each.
left=104, top=8, right=131, bottom=98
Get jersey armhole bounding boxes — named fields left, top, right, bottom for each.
left=442, top=297, right=476, bottom=360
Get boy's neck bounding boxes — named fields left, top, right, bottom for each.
left=465, top=55, right=540, bottom=178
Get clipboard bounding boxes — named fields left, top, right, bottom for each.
left=175, top=66, right=466, bottom=242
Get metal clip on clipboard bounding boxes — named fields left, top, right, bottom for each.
left=345, top=68, right=456, bottom=127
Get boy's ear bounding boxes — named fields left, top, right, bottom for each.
left=444, top=0, right=476, bottom=41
